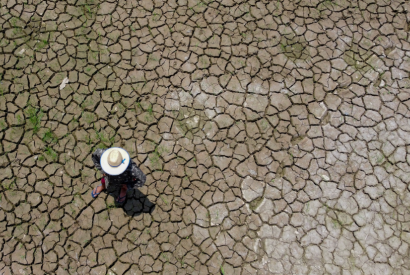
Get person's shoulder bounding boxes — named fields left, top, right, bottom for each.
left=125, top=159, right=136, bottom=169
left=129, top=160, right=142, bottom=171
left=93, top=148, right=105, bottom=155
left=127, top=157, right=136, bottom=166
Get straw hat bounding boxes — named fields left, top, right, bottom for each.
left=100, top=148, right=130, bottom=175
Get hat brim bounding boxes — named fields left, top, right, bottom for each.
left=100, top=147, right=130, bottom=176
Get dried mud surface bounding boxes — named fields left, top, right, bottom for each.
left=1, top=0, right=410, bottom=274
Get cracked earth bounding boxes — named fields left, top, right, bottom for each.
left=1, top=0, right=410, bottom=274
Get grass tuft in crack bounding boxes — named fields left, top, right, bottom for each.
left=42, top=128, right=58, bottom=144
left=44, top=147, right=58, bottom=162
left=25, top=104, right=44, bottom=134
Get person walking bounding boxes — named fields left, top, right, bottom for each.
left=91, top=147, right=146, bottom=205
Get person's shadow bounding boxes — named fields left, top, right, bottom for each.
left=106, top=186, right=155, bottom=217
left=124, top=188, right=155, bottom=217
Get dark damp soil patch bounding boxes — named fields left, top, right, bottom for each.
left=280, top=35, right=310, bottom=61
left=249, top=196, right=264, bottom=211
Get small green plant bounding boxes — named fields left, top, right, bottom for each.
left=3, top=179, right=15, bottom=190
left=0, top=120, right=6, bottom=130
left=152, top=13, right=160, bottom=21
left=81, top=98, right=94, bottom=110
left=16, top=114, right=23, bottom=124
left=147, top=103, right=153, bottom=115
left=260, top=119, right=269, bottom=131
left=332, top=219, right=341, bottom=229
left=221, top=265, right=225, bottom=275
left=160, top=195, right=168, bottom=205
left=148, top=54, right=158, bottom=62
left=102, top=212, right=109, bottom=220
left=10, top=17, right=24, bottom=36
left=83, top=239, right=90, bottom=246
left=85, top=134, right=92, bottom=145
left=144, top=112, right=155, bottom=123
left=305, top=202, right=310, bottom=213
left=44, top=147, right=58, bottom=161
left=85, top=5, right=92, bottom=15
left=161, top=252, right=170, bottom=263
left=80, top=170, right=89, bottom=181
left=149, top=150, right=161, bottom=168
left=376, top=154, right=385, bottom=164
left=70, top=205, right=76, bottom=215
left=42, top=128, right=58, bottom=143
left=38, top=155, right=45, bottom=161
left=126, top=24, right=136, bottom=33
left=148, top=25, right=153, bottom=36
left=128, top=233, right=137, bottom=242
left=200, top=56, right=208, bottom=68
left=149, top=144, right=168, bottom=170
left=84, top=112, right=95, bottom=124
left=135, top=102, right=143, bottom=111
left=25, top=105, right=44, bottom=134
left=94, top=127, right=111, bottom=144
left=89, top=50, right=98, bottom=60
left=95, top=143, right=107, bottom=150
left=36, top=40, right=49, bottom=51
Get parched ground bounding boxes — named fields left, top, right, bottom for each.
left=1, top=0, right=410, bottom=274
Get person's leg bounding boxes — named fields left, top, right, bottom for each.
left=92, top=178, right=106, bottom=197
left=95, top=182, right=106, bottom=193
left=116, top=184, right=128, bottom=203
